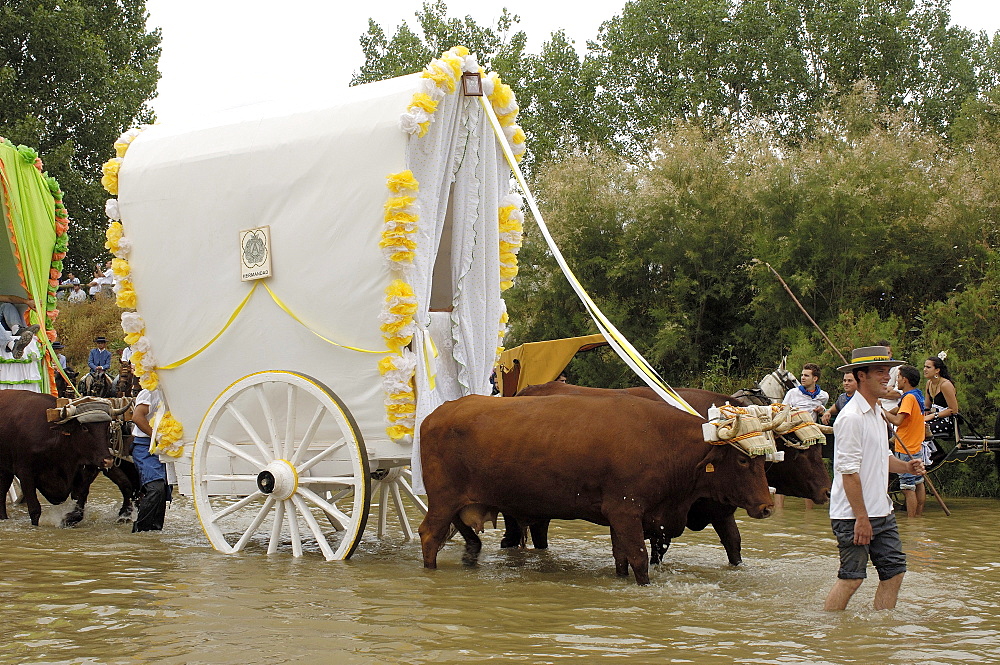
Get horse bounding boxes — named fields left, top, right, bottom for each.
left=755, top=356, right=800, bottom=403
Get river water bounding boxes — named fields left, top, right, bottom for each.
left=1, top=484, right=998, bottom=665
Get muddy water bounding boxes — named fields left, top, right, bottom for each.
left=1, top=484, right=998, bottom=665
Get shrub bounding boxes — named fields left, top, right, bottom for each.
left=52, top=297, right=123, bottom=373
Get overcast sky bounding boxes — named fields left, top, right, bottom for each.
left=146, top=0, right=1000, bottom=124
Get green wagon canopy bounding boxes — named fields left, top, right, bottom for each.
left=1, top=138, right=70, bottom=393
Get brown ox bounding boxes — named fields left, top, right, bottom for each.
left=509, top=382, right=831, bottom=565
left=0, top=391, right=117, bottom=526
left=418, top=393, right=774, bottom=585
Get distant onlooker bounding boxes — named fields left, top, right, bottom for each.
left=67, top=283, right=87, bottom=303
left=87, top=267, right=103, bottom=298
left=882, top=365, right=928, bottom=517
left=782, top=363, right=829, bottom=421
left=100, top=260, right=115, bottom=298
left=58, top=272, right=80, bottom=299
left=51, top=341, right=67, bottom=369
left=923, top=355, right=960, bottom=439
left=88, top=336, right=112, bottom=374
left=822, top=372, right=857, bottom=425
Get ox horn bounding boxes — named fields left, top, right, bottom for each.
left=111, top=401, right=132, bottom=417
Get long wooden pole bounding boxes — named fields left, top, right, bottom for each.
left=762, top=262, right=848, bottom=365
left=922, top=471, right=952, bottom=516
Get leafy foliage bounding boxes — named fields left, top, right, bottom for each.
left=0, top=0, right=161, bottom=275
left=591, top=0, right=992, bottom=156
left=508, top=92, right=997, bottom=396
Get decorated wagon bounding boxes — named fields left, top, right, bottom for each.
left=100, top=48, right=536, bottom=559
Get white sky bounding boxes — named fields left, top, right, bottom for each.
left=147, top=0, right=1000, bottom=124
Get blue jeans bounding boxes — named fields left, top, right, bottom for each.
left=895, top=450, right=925, bottom=490
left=131, top=437, right=166, bottom=486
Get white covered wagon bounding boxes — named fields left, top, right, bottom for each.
left=103, top=47, right=528, bottom=559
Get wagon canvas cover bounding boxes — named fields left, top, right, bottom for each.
left=111, top=49, right=527, bottom=487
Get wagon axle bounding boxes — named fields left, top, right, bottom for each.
left=255, top=459, right=298, bottom=501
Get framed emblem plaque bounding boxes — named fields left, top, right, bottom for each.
left=240, top=226, right=272, bottom=281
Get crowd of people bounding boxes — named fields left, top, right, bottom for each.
left=56, top=261, right=116, bottom=304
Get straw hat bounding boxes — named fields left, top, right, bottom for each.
left=836, top=346, right=905, bottom=372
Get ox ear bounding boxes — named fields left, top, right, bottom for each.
left=695, top=445, right=727, bottom=474
left=50, top=420, right=79, bottom=436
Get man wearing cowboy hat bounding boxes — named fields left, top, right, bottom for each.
left=88, top=336, right=111, bottom=374
left=824, top=346, right=926, bottom=611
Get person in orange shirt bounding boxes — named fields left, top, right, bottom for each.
left=882, top=365, right=927, bottom=517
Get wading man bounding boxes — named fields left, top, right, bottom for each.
left=824, top=346, right=925, bottom=611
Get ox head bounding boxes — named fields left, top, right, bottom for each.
left=694, top=444, right=774, bottom=519
left=53, top=398, right=129, bottom=469
left=765, top=406, right=832, bottom=503
left=767, top=439, right=831, bottom=504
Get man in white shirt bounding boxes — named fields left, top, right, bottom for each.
left=131, top=388, right=170, bottom=531
left=782, top=363, right=829, bottom=421
left=68, top=283, right=87, bottom=303
left=824, top=346, right=925, bottom=611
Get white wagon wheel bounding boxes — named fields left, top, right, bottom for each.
left=367, top=467, right=427, bottom=541
left=192, top=371, right=370, bottom=560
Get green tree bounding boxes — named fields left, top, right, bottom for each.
left=354, top=2, right=610, bottom=169
left=353, top=1, right=528, bottom=87
left=0, top=0, right=161, bottom=275
left=590, top=0, right=990, bottom=156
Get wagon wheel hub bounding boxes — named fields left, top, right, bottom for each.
left=257, top=459, right=298, bottom=501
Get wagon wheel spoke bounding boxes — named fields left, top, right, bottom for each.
left=286, top=499, right=303, bottom=558
left=291, top=494, right=337, bottom=560
left=267, top=499, right=286, bottom=555
left=296, top=439, right=347, bottom=474
left=253, top=384, right=281, bottom=459
left=232, top=495, right=276, bottom=552
left=202, top=474, right=260, bottom=483
left=390, top=481, right=416, bottom=540
left=208, top=435, right=267, bottom=470
left=397, top=470, right=428, bottom=514
left=290, top=405, right=326, bottom=467
left=224, top=403, right=273, bottom=463
left=283, top=383, right=296, bottom=460
left=298, top=486, right=352, bottom=531
left=377, top=481, right=390, bottom=538
left=297, top=475, right=357, bottom=485
left=209, top=491, right=264, bottom=523
left=326, top=488, right=352, bottom=502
